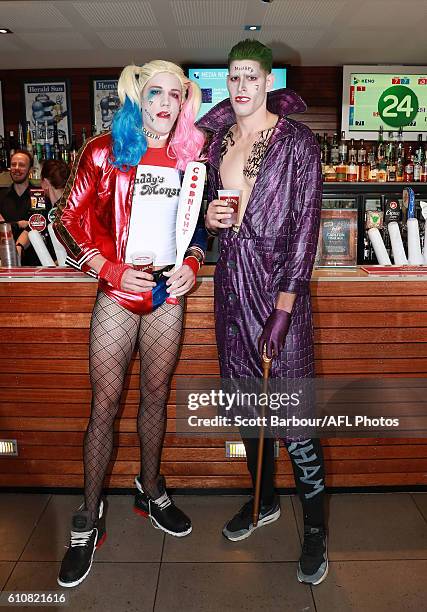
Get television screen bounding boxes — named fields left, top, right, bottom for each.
left=187, top=67, right=287, bottom=120
left=342, top=65, right=427, bottom=141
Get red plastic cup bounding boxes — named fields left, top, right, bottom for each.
left=218, top=190, right=241, bottom=226
left=131, top=250, right=155, bottom=274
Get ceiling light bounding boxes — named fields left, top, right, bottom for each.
left=244, top=25, right=261, bottom=31
left=0, top=28, right=13, bottom=34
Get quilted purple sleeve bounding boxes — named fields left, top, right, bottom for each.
left=278, top=128, right=322, bottom=294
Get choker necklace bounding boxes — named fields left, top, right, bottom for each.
left=142, top=127, right=168, bottom=141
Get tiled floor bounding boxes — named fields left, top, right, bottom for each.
left=1, top=492, right=426, bottom=611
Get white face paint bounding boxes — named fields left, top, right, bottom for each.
left=141, top=72, right=182, bottom=139
left=227, top=60, right=274, bottom=118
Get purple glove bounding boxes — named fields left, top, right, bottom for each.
left=258, top=309, right=291, bottom=358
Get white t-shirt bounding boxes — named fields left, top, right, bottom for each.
left=125, top=163, right=181, bottom=266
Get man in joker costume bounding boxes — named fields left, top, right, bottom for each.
left=201, top=40, right=328, bottom=585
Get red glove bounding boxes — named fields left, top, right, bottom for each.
left=166, top=256, right=200, bottom=305
left=258, top=309, right=291, bottom=358
left=183, top=255, right=200, bottom=279
left=99, top=260, right=132, bottom=291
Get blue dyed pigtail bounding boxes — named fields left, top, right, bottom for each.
left=110, top=96, right=147, bottom=171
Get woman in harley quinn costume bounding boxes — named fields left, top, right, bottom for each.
left=54, top=60, right=207, bottom=588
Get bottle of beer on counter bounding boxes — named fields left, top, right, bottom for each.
left=81, top=127, right=87, bottom=146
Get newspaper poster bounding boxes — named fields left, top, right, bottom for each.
left=92, top=78, right=120, bottom=133
left=23, top=80, right=71, bottom=145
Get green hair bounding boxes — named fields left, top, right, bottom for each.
left=228, top=39, right=273, bottom=74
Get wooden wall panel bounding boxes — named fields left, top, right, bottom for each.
left=0, top=275, right=426, bottom=490
left=0, top=66, right=342, bottom=144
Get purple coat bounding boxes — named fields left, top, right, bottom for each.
left=199, top=89, right=322, bottom=379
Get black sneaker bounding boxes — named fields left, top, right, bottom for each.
left=57, top=501, right=106, bottom=588
left=222, top=495, right=281, bottom=542
left=133, top=476, right=192, bottom=537
left=297, top=525, right=328, bottom=585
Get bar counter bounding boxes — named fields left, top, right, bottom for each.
left=1, top=266, right=426, bottom=490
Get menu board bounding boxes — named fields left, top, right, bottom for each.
left=342, top=65, right=427, bottom=141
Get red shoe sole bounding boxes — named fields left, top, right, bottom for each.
left=133, top=506, right=148, bottom=518
left=96, top=532, right=107, bottom=549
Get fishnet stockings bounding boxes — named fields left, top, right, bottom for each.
left=84, top=291, right=183, bottom=520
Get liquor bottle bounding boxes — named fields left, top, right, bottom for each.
left=330, top=133, right=340, bottom=165
left=347, top=154, right=358, bottom=181
left=35, top=122, right=43, bottom=163
left=321, top=133, right=329, bottom=165
left=60, top=135, right=69, bottom=165
left=81, top=127, right=87, bottom=146
left=52, top=122, right=61, bottom=160
left=377, top=125, right=385, bottom=163
left=387, top=156, right=396, bottom=182
left=338, top=131, right=347, bottom=163
left=0, top=136, right=8, bottom=170
left=396, top=154, right=405, bottom=182
left=8, top=130, right=16, bottom=159
left=357, top=139, right=366, bottom=164
left=368, top=146, right=378, bottom=182
left=25, top=121, right=33, bottom=156
left=43, top=120, right=52, bottom=161
left=17, top=122, right=25, bottom=149
left=386, top=135, right=395, bottom=165
left=69, top=133, right=78, bottom=167
left=32, top=150, right=41, bottom=180
left=414, top=139, right=423, bottom=182
left=377, top=159, right=387, bottom=182
left=358, top=148, right=369, bottom=182
left=348, top=138, right=357, bottom=161
left=421, top=149, right=427, bottom=182
left=415, top=134, right=423, bottom=163
left=404, top=146, right=414, bottom=182
left=335, top=153, right=347, bottom=182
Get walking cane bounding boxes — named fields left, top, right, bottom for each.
left=252, top=345, right=273, bottom=527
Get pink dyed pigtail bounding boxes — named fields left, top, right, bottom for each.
left=169, top=81, right=205, bottom=171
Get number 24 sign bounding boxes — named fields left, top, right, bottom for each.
left=378, top=85, right=419, bottom=128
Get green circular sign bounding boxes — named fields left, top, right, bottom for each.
left=378, top=85, right=418, bottom=128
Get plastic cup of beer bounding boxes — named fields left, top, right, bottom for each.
left=218, top=190, right=241, bottom=226
left=131, top=250, right=155, bottom=274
